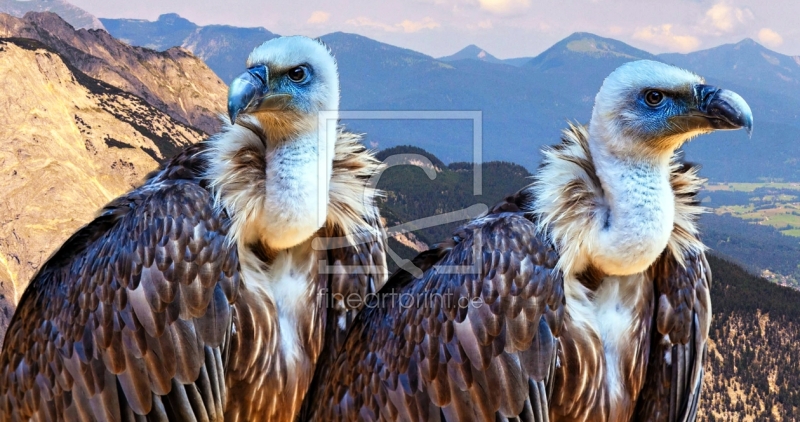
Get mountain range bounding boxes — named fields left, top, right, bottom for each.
left=101, top=13, right=278, bottom=84
left=101, top=15, right=800, bottom=182
left=0, top=0, right=103, bottom=30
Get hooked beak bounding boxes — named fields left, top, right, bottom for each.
left=227, top=65, right=293, bottom=123
left=681, top=84, right=754, bottom=136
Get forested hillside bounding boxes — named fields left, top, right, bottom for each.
left=702, top=213, right=800, bottom=287
left=376, top=145, right=530, bottom=248
left=703, top=255, right=800, bottom=421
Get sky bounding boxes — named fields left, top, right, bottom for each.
left=67, top=0, right=800, bottom=59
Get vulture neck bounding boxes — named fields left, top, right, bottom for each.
left=585, top=131, right=675, bottom=276
left=205, top=118, right=383, bottom=261
left=531, top=124, right=704, bottom=280
left=206, top=114, right=339, bottom=252
left=204, top=123, right=383, bottom=417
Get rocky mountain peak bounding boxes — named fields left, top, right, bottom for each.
left=438, top=44, right=503, bottom=64
left=0, top=37, right=207, bottom=340
left=0, top=0, right=103, bottom=30
left=157, top=13, right=191, bottom=25
left=0, top=11, right=227, bottom=134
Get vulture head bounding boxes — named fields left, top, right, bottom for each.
left=228, top=36, right=339, bottom=125
left=210, top=36, right=341, bottom=251
left=589, top=59, right=752, bottom=162
left=540, top=60, right=753, bottom=277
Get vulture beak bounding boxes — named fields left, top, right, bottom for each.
left=676, top=84, right=753, bottom=136
left=228, top=65, right=293, bottom=123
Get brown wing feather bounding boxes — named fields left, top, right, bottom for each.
left=0, top=145, right=240, bottom=421
left=299, top=216, right=389, bottom=418
left=302, top=212, right=563, bottom=421
left=324, top=216, right=389, bottom=350
left=633, top=249, right=711, bottom=422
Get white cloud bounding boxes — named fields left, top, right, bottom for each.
left=398, top=17, right=441, bottom=32
left=704, top=2, right=753, bottom=33
left=464, top=19, right=494, bottom=30
left=758, top=28, right=783, bottom=48
left=477, top=0, right=530, bottom=15
left=307, top=11, right=330, bottom=24
left=633, top=24, right=701, bottom=53
left=346, top=16, right=441, bottom=33
left=608, top=26, right=624, bottom=36
left=346, top=16, right=398, bottom=31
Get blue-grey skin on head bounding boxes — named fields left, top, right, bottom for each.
left=622, top=81, right=753, bottom=141
left=227, top=36, right=339, bottom=124
left=592, top=60, right=753, bottom=156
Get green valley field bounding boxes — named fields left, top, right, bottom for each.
left=705, top=182, right=800, bottom=237
left=701, top=183, right=800, bottom=288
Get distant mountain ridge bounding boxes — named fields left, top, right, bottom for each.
left=101, top=13, right=278, bottom=83
left=101, top=14, right=800, bottom=183
left=526, top=32, right=656, bottom=70
left=102, top=13, right=196, bottom=51
left=323, top=30, right=799, bottom=182
left=0, top=0, right=103, bottom=30
left=438, top=44, right=531, bottom=67
left=660, top=38, right=800, bottom=99
left=439, top=44, right=504, bottom=64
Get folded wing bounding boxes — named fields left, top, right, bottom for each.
left=0, top=146, right=240, bottom=421
left=305, top=212, right=564, bottom=421
left=634, top=249, right=711, bottom=422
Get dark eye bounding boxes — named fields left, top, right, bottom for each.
left=287, top=66, right=308, bottom=83
left=644, top=90, right=665, bottom=107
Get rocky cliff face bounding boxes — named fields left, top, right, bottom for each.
left=0, top=12, right=227, bottom=134
left=0, top=37, right=206, bottom=341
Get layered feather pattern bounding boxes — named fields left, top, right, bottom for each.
left=0, top=128, right=387, bottom=421
left=302, top=123, right=711, bottom=422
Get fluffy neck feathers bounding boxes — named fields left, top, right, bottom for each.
left=587, top=130, right=675, bottom=275
left=529, top=124, right=705, bottom=277
left=204, top=117, right=382, bottom=253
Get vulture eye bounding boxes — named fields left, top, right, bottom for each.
left=644, top=90, right=665, bottom=107
left=287, top=66, right=309, bottom=83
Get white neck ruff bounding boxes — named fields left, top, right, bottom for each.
left=528, top=123, right=706, bottom=277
